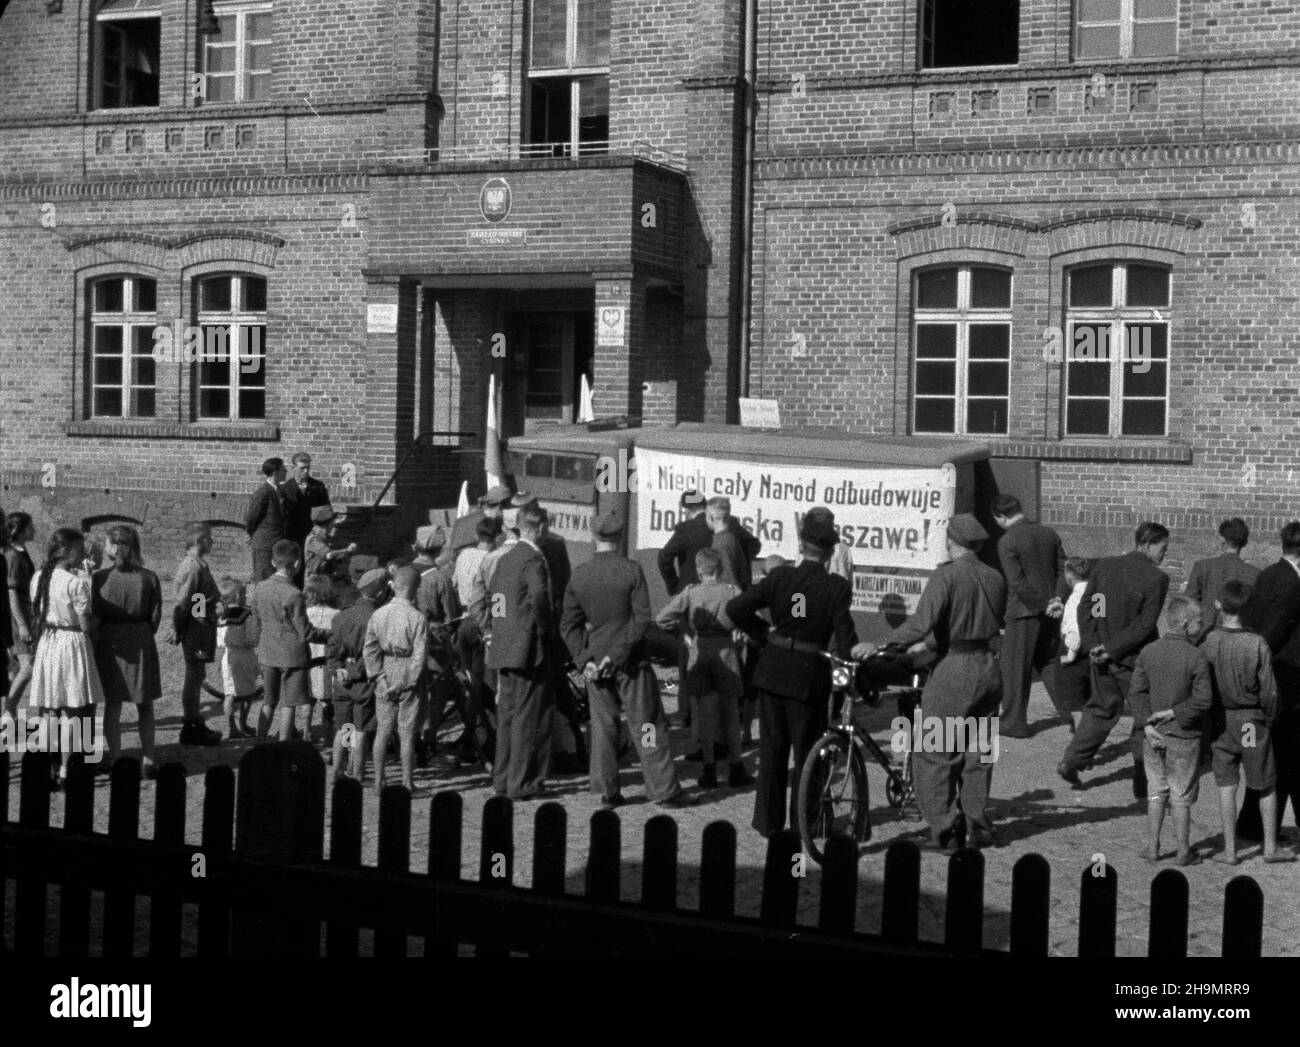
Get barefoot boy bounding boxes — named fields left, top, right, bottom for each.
left=363, top=565, right=428, bottom=795
left=1202, top=579, right=1297, bottom=864
left=1129, top=597, right=1213, bottom=866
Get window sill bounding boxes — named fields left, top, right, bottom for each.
left=986, top=438, right=1192, bottom=463
left=66, top=420, right=280, bottom=441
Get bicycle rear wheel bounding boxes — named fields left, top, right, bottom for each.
left=797, top=732, right=870, bottom=865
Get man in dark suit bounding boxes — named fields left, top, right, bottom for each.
left=245, top=457, right=287, bottom=582
left=727, top=517, right=857, bottom=837
left=1059, top=521, right=1171, bottom=798
left=992, top=494, right=1065, bottom=737
left=561, top=511, right=692, bottom=808
left=1185, top=517, right=1259, bottom=641
left=1239, top=520, right=1300, bottom=840
left=658, top=490, right=761, bottom=595
left=853, top=514, right=1007, bottom=850
left=280, top=452, right=332, bottom=550
left=484, top=502, right=555, bottom=800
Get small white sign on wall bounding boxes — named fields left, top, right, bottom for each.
left=597, top=306, right=626, bottom=347
left=367, top=303, right=398, bottom=334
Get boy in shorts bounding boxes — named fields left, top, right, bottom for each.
left=364, top=565, right=428, bottom=795
left=1129, top=597, right=1214, bottom=866
left=250, top=539, right=330, bottom=742
left=1202, top=579, right=1297, bottom=864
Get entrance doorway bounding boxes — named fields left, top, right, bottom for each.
left=502, top=310, right=594, bottom=436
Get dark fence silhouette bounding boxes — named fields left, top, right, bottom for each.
left=0, top=743, right=1266, bottom=957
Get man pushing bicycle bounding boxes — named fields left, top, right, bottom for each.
left=851, top=514, right=1007, bottom=853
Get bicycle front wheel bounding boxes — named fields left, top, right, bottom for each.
left=797, top=732, right=870, bottom=865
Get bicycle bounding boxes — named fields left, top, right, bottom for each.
left=796, top=645, right=927, bottom=866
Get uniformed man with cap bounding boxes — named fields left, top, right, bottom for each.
left=303, top=505, right=356, bottom=585
left=443, top=484, right=525, bottom=567
left=561, top=511, right=694, bottom=808
left=852, top=513, right=1008, bottom=851
left=726, top=516, right=859, bottom=837
left=412, top=524, right=464, bottom=765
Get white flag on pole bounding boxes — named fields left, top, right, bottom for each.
left=485, top=373, right=504, bottom=489
left=578, top=373, right=595, bottom=422
left=456, top=480, right=470, bottom=519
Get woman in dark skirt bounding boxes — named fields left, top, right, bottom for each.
left=4, top=511, right=38, bottom=718
left=92, top=524, right=161, bottom=777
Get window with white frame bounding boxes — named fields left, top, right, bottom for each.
left=912, top=266, right=1012, bottom=436
left=1075, top=0, right=1176, bottom=59
left=195, top=274, right=267, bottom=420
left=525, top=0, right=610, bottom=157
left=203, top=2, right=273, bottom=103
left=90, top=276, right=158, bottom=418
left=1064, top=262, right=1170, bottom=437
left=93, top=0, right=162, bottom=109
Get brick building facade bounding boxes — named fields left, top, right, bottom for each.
left=0, top=0, right=745, bottom=574
left=748, top=0, right=1300, bottom=579
left=0, top=0, right=1298, bottom=583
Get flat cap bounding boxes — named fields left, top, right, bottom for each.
left=357, top=568, right=389, bottom=598
left=310, top=506, right=336, bottom=524
left=799, top=517, right=838, bottom=552
left=480, top=484, right=517, bottom=507
left=415, top=524, right=447, bottom=550
left=947, top=513, right=989, bottom=549
left=592, top=511, right=624, bottom=539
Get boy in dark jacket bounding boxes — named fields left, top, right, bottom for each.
left=1202, top=579, right=1296, bottom=864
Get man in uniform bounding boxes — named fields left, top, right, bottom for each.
left=561, top=511, right=694, bottom=808
left=726, top=517, right=857, bottom=838
left=412, top=525, right=462, bottom=767
left=991, top=494, right=1065, bottom=738
left=442, top=484, right=520, bottom=568
left=853, top=514, right=1007, bottom=851
left=1058, top=521, right=1171, bottom=798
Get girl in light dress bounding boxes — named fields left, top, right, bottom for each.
left=29, top=528, right=105, bottom=788
left=216, top=576, right=258, bottom=739
left=304, top=575, right=339, bottom=750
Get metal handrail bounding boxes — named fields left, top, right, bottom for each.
left=369, top=429, right=478, bottom=511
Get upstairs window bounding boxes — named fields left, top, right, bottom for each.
left=920, top=0, right=1019, bottom=68
left=1064, top=262, right=1170, bottom=437
left=203, top=3, right=274, bottom=103
left=194, top=274, right=267, bottom=420
left=1075, top=0, right=1177, bottom=59
left=90, top=276, right=158, bottom=418
left=525, top=0, right=610, bottom=158
left=93, top=1, right=161, bottom=109
left=912, top=266, right=1013, bottom=436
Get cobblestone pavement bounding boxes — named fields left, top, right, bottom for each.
left=5, top=642, right=1299, bottom=956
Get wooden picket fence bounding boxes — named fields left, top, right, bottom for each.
left=0, top=742, right=1267, bottom=957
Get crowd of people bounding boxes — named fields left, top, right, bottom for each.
left=1, top=458, right=1297, bottom=870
